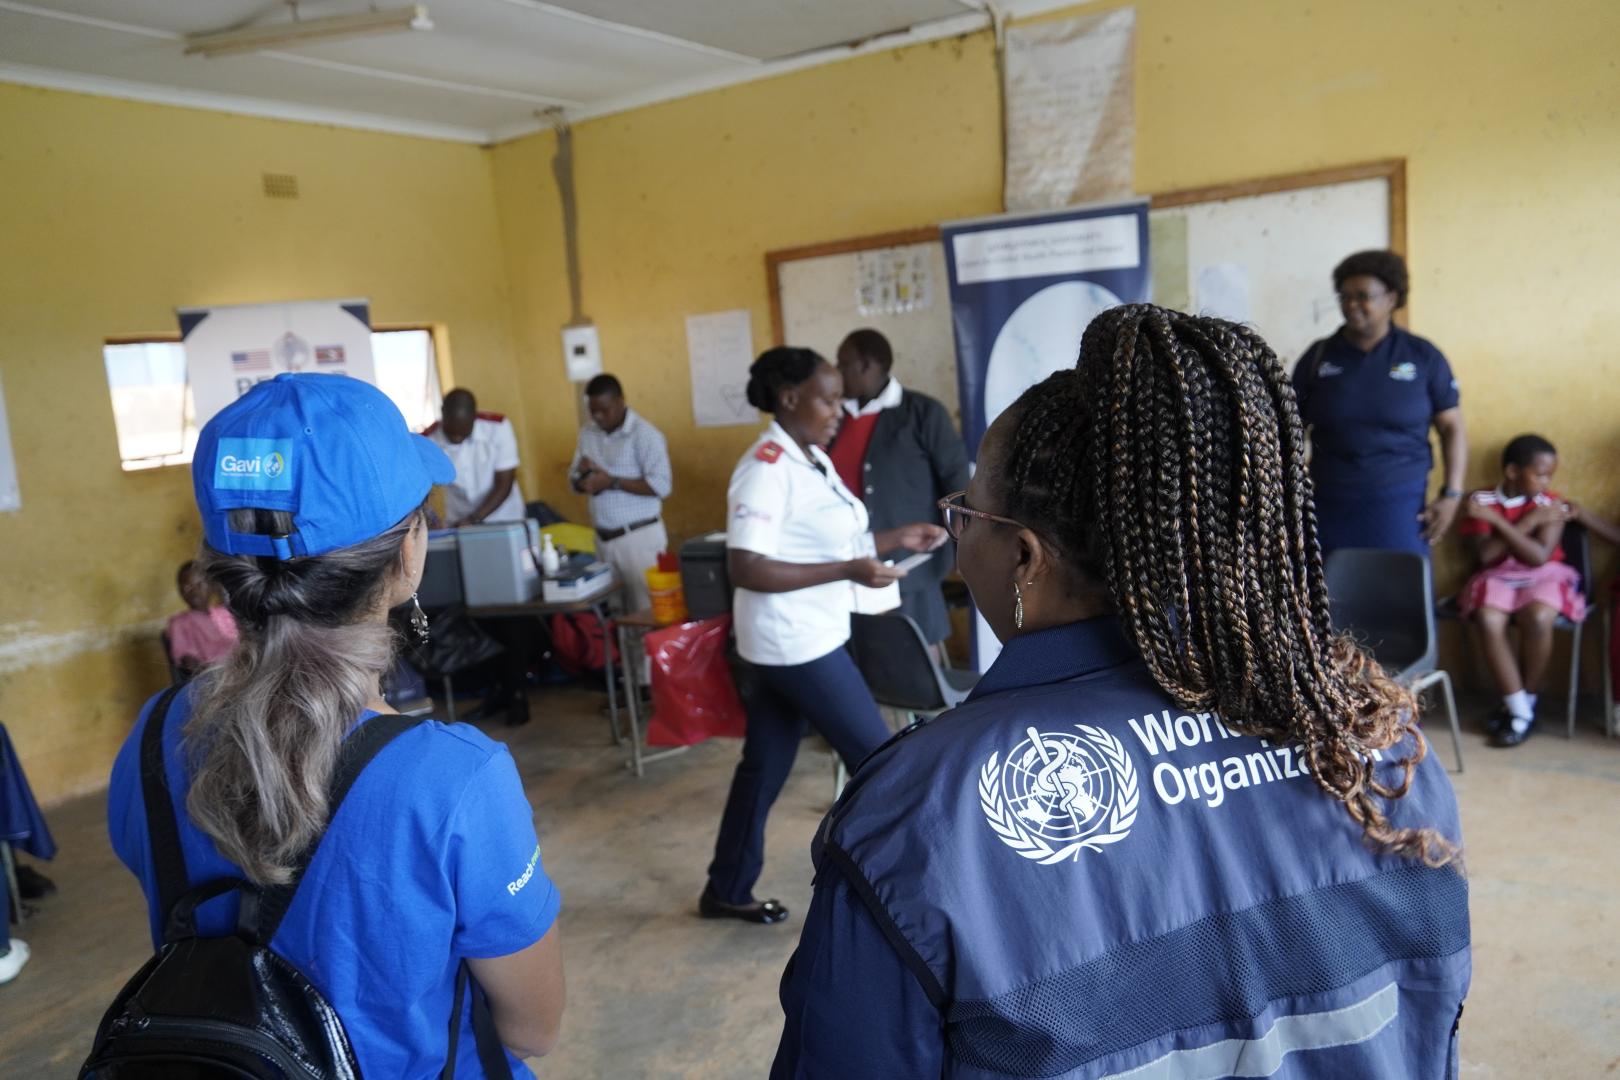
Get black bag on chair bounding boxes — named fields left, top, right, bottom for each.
left=80, top=687, right=512, bottom=1080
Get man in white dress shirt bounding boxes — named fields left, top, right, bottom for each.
left=425, top=388, right=527, bottom=525
left=570, top=375, right=673, bottom=612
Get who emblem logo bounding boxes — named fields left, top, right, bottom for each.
left=979, top=725, right=1138, bottom=865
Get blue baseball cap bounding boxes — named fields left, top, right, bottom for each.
left=194, top=373, right=455, bottom=560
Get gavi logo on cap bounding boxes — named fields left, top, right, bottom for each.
left=215, top=438, right=294, bottom=491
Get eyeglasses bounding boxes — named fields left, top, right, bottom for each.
left=1337, top=288, right=1390, bottom=305
left=938, top=490, right=1025, bottom=540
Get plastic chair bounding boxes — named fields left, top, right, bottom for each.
left=848, top=613, right=978, bottom=717
left=1438, top=522, right=1604, bottom=738
left=830, top=613, right=979, bottom=798
left=159, top=631, right=189, bottom=687
left=1325, top=549, right=1465, bottom=772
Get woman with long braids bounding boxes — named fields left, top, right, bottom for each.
left=106, top=375, right=565, bottom=1077
left=772, top=306, right=1469, bottom=1078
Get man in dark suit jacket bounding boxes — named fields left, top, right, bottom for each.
left=829, top=329, right=971, bottom=646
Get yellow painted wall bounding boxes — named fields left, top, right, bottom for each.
left=491, top=0, right=1619, bottom=666
left=0, top=83, right=522, bottom=804
left=6, top=0, right=1617, bottom=803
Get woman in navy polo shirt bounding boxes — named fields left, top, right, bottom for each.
left=1293, top=250, right=1468, bottom=556
left=108, top=374, right=565, bottom=1077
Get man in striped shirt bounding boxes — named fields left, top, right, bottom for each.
left=570, top=375, right=673, bottom=612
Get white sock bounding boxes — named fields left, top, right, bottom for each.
left=0, top=939, right=29, bottom=984
left=1526, top=692, right=1539, bottom=711
left=1504, top=690, right=1534, bottom=720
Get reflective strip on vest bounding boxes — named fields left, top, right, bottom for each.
left=1104, top=982, right=1399, bottom=1079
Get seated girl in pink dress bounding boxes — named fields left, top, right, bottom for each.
left=1457, top=434, right=1585, bottom=748
left=164, top=560, right=239, bottom=675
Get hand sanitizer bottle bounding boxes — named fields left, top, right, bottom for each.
left=540, top=533, right=561, bottom=576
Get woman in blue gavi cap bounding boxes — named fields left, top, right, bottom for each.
left=106, top=374, right=567, bottom=1078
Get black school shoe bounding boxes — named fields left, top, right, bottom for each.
left=1483, top=706, right=1512, bottom=737
left=699, top=884, right=789, bottom=925
left=1490, top=714, right=1536, bottom=748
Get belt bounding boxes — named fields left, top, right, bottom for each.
left=596, top=517, right=660, bottom=543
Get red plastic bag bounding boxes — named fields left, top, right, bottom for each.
left=644, top=615, right=748, bottom=747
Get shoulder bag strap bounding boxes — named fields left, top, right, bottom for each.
left=245, top=713, right=426, bottom=943
left=139, top=686, right=188, bottom=939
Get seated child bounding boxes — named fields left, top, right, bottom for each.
left=165, top=560, right=239, bottom=675
left=1457, top=434, right=1585, bottom=747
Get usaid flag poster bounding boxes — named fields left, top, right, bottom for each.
left=942, top=200, right=1150, bottom=459
left=180, top=298, right=376, bottom=428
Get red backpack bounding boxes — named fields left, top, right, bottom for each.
left=548, top=612, right=619, bottom=676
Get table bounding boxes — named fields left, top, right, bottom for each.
left=468, top=579, right=626, bottom=750
left=614, top=609, right=692, bottom=778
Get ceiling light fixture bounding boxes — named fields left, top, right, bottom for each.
left=185, top=4, right=433, bottom=59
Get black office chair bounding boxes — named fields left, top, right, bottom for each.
left=1437, top=522, right=1605, bottom=738
left=1325, top=548, right=1465, bottom=772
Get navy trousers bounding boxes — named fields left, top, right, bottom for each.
left=707, top=646, right=889, bottom=904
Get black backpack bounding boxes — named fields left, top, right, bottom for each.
left=81, top=687, right=514, bottom=1079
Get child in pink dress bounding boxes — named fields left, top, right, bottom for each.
left=164, top=560, right=239, bottom=675
left=1456, top=434, right=1585, bottom=747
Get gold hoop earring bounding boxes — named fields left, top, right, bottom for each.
left=1013, top=582, right=1024, bottom=630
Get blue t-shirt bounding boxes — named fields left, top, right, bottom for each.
left=1292, top=326, right=1460, bottom=489
left=108, top=686, right=561, bottom=1079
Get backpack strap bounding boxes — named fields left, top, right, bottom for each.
left=139, top=686, right=189, bottom=938
left=441, top=963, right=469, bottom=1080
left=440, top=961, right=515, bottom=1080
left=241, top=714, right=425, bottom=944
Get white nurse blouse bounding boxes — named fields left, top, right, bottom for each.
left=727, top=421, right=899, bottom=667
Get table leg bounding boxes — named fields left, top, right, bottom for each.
left=596, top=603, right=622, bottom=745
left=618, top=623, right=645, bottom=778
left=1, top=842, right=21, bottom=926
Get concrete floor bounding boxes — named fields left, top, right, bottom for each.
left=2, top=686, right=1618, bottom=1078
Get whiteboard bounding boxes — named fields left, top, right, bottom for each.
left=1149, top=177, right=1389, bottom=368
left=778, top=241, right=961, bottom=422
left=772, top=169, right=1395, bottom=397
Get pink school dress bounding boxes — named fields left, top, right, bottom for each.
left=1455, top=489, right=1587, bottom=622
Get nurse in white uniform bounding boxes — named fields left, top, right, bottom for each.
left=701, top=347, right=946, bottom=925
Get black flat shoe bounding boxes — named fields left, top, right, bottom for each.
left=15, top=866, right=55, bottom=901
left=1483, top=706, right=1511, bottom=737
left=1490, top=716, right=1535, bottom=748
left=699, top=885, right=789, bottom=925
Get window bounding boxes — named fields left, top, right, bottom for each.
left=103, top=328, right=444, bottom=471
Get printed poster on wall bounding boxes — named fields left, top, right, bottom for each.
left=1003, top=7, right=1136, bottom=211
left=685, top=309, right=760, bottom=428
left=943, top=199, right=1150, bottom=671
left=179, top=299, right=376, bottom=428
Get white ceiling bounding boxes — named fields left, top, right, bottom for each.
left=0, top=0, right=1078, bottom=143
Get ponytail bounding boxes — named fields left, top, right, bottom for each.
left=185, top=506, right=421, bottom=885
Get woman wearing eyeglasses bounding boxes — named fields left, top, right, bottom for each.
left=1292, top=249, right=1468, bottom=557
left=700, top=346, right=947, bottom=925
left=771, top=306, right=1469, bottom=1079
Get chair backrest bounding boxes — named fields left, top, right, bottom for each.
left=849, top=613, right=950, bottom=712
left=1323, top=548, right=1437, bottom=675
left=1561, top=520, right=1594, bottom=602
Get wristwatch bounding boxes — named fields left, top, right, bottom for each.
left=1440, top=487, right=1462, bottom=499
left=608, top=476, right=621, bottom=491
